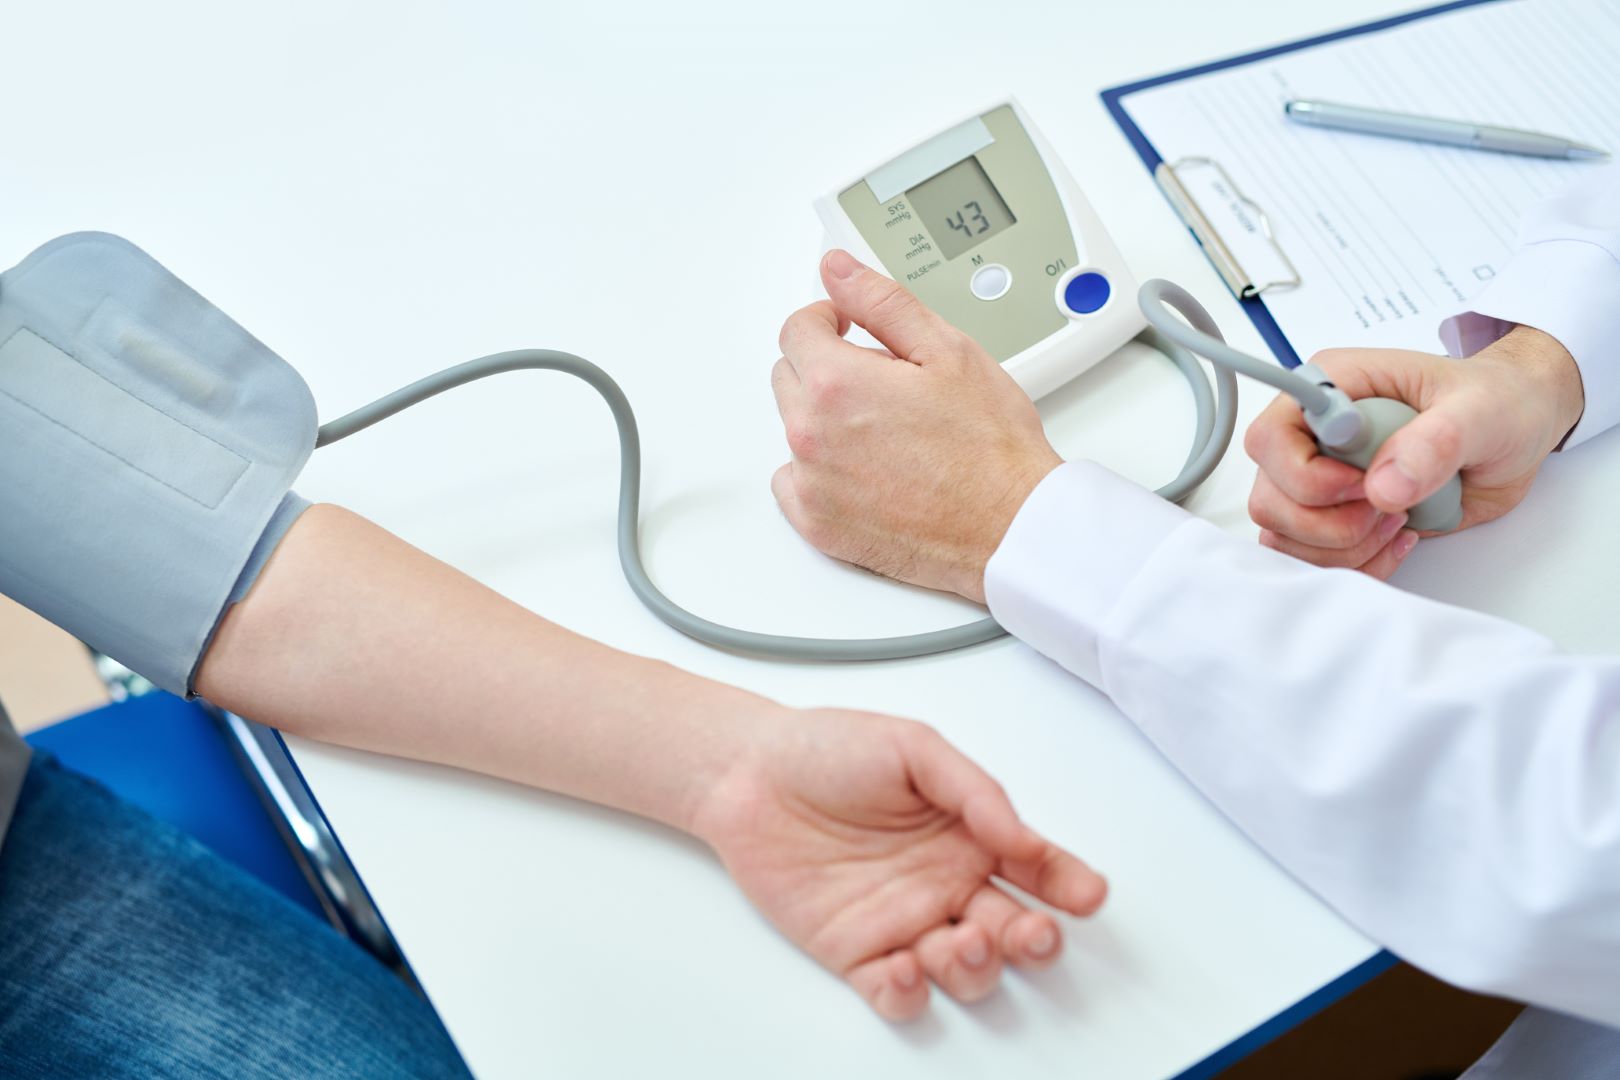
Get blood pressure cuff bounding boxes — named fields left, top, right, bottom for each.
left=0, top=233, right=316, bottom=695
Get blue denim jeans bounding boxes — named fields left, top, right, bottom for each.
left=0, top=754, right=471, bottom=1078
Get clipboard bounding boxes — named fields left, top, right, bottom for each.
left=1100, top=0, right=1499, bottom=370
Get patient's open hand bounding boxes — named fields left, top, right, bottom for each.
left=689, top=710, right=1106, bottom=1021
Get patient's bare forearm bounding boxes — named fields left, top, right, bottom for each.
left=196, top=504, right=776, bottom=833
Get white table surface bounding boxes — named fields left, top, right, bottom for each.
left=16, top=1, right=1619, bottom=1076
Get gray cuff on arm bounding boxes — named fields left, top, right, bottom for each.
left=0, top=233, right=317, bottom=697
left=227, top=492, right=313, bottom=607
left=185, top=489, right=314, bottom=691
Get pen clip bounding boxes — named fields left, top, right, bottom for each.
left=1156, top=156, right=1302, bottom=299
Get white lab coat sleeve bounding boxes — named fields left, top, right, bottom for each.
left=1439, top=163, right=1620, bottom=448
left=984, top=461, right=1620, bottom=1027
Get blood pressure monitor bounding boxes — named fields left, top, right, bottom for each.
left=815, top=99, right=1146, bottom=400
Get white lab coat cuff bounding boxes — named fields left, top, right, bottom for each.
left=983, top=460, right=1191, bottom=687
left=1438, top=238, right=1620, bottom=449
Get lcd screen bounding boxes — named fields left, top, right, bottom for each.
left=906, top=156, right=1016, bottom=259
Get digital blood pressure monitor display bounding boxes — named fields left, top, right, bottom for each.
left=906, top=157, right=1017, bottom=259
left=816, top=100, right=1146, bottom=400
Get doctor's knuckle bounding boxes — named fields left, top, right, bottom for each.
left=778, top=307, right=825, bottom=355
left=770, top=357, right=793, bottom=389
left=867, top=282, right=920, bottom=326
left=1421, top=412, right=1463, bottom=461
left=1242, top=418, right=1274, bottom=463
left=933, top=330, right=980, bottom=367
left=804, top=368, right=846, bottom=407
left=777, top=314, right=807, bottom=355
left=784, top=420, right=821, bottom=462
left=1247, top=487, right=1282, bottom=530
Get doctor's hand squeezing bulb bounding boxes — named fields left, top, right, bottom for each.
left=1135, top=279, right=1465, bottom=535
left=1295, top=385, right=1465, bottom=533
left=1243, top=327, right=1585, bottom=575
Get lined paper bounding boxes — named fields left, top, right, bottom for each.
left=1122, top=0, right=1619, bottom=359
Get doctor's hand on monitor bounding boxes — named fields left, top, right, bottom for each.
left=770, top=249, right=1063, bottom=605
left=1244, top=328, right=1585, bottom=579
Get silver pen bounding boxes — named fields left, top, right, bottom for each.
left=1284, top=98, right=1610, bottom=160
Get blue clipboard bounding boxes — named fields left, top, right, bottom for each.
left=1100, top=0, right=1500, bottom=371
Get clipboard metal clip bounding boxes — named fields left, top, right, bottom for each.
left=1154, top=156, right=1301, bottom=300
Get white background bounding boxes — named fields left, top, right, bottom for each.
left=14, top=2, right=1608, bottom=1078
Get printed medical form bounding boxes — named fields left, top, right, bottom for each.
left=1120, top=0, right=1619, bottom=358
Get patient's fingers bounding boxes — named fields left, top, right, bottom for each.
left=901, top=723, right=1046, bottom=862
left=906, top=730, right=1109, bottom=917
left=997, top=843, right=1108, bottom=918
left=846, top=949, right=929, bottom=1021
left=962, top=883, right=1064, bottom=970
left=915, top=921, right=1002, bottom=1004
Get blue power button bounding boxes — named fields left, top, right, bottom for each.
left=1062, top=271, right=1111, bottom=315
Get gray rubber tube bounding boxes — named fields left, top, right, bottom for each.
left=1139, top=278, right=1331, bottom=414
left=314, top=301, right=1239, bottom=660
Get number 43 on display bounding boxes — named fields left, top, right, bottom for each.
left=946, top=201, right=990, bottom=237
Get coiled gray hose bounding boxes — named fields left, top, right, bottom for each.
left=315, top=281, right=1252, bottom=661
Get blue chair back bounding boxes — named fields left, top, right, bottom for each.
left=26, top=692, right=323, bottom=917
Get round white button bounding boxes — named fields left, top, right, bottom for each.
left=970, top=263, right=1011, bottom=301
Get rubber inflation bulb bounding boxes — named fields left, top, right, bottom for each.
left=1316, top=397, right=1464, bottom=533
